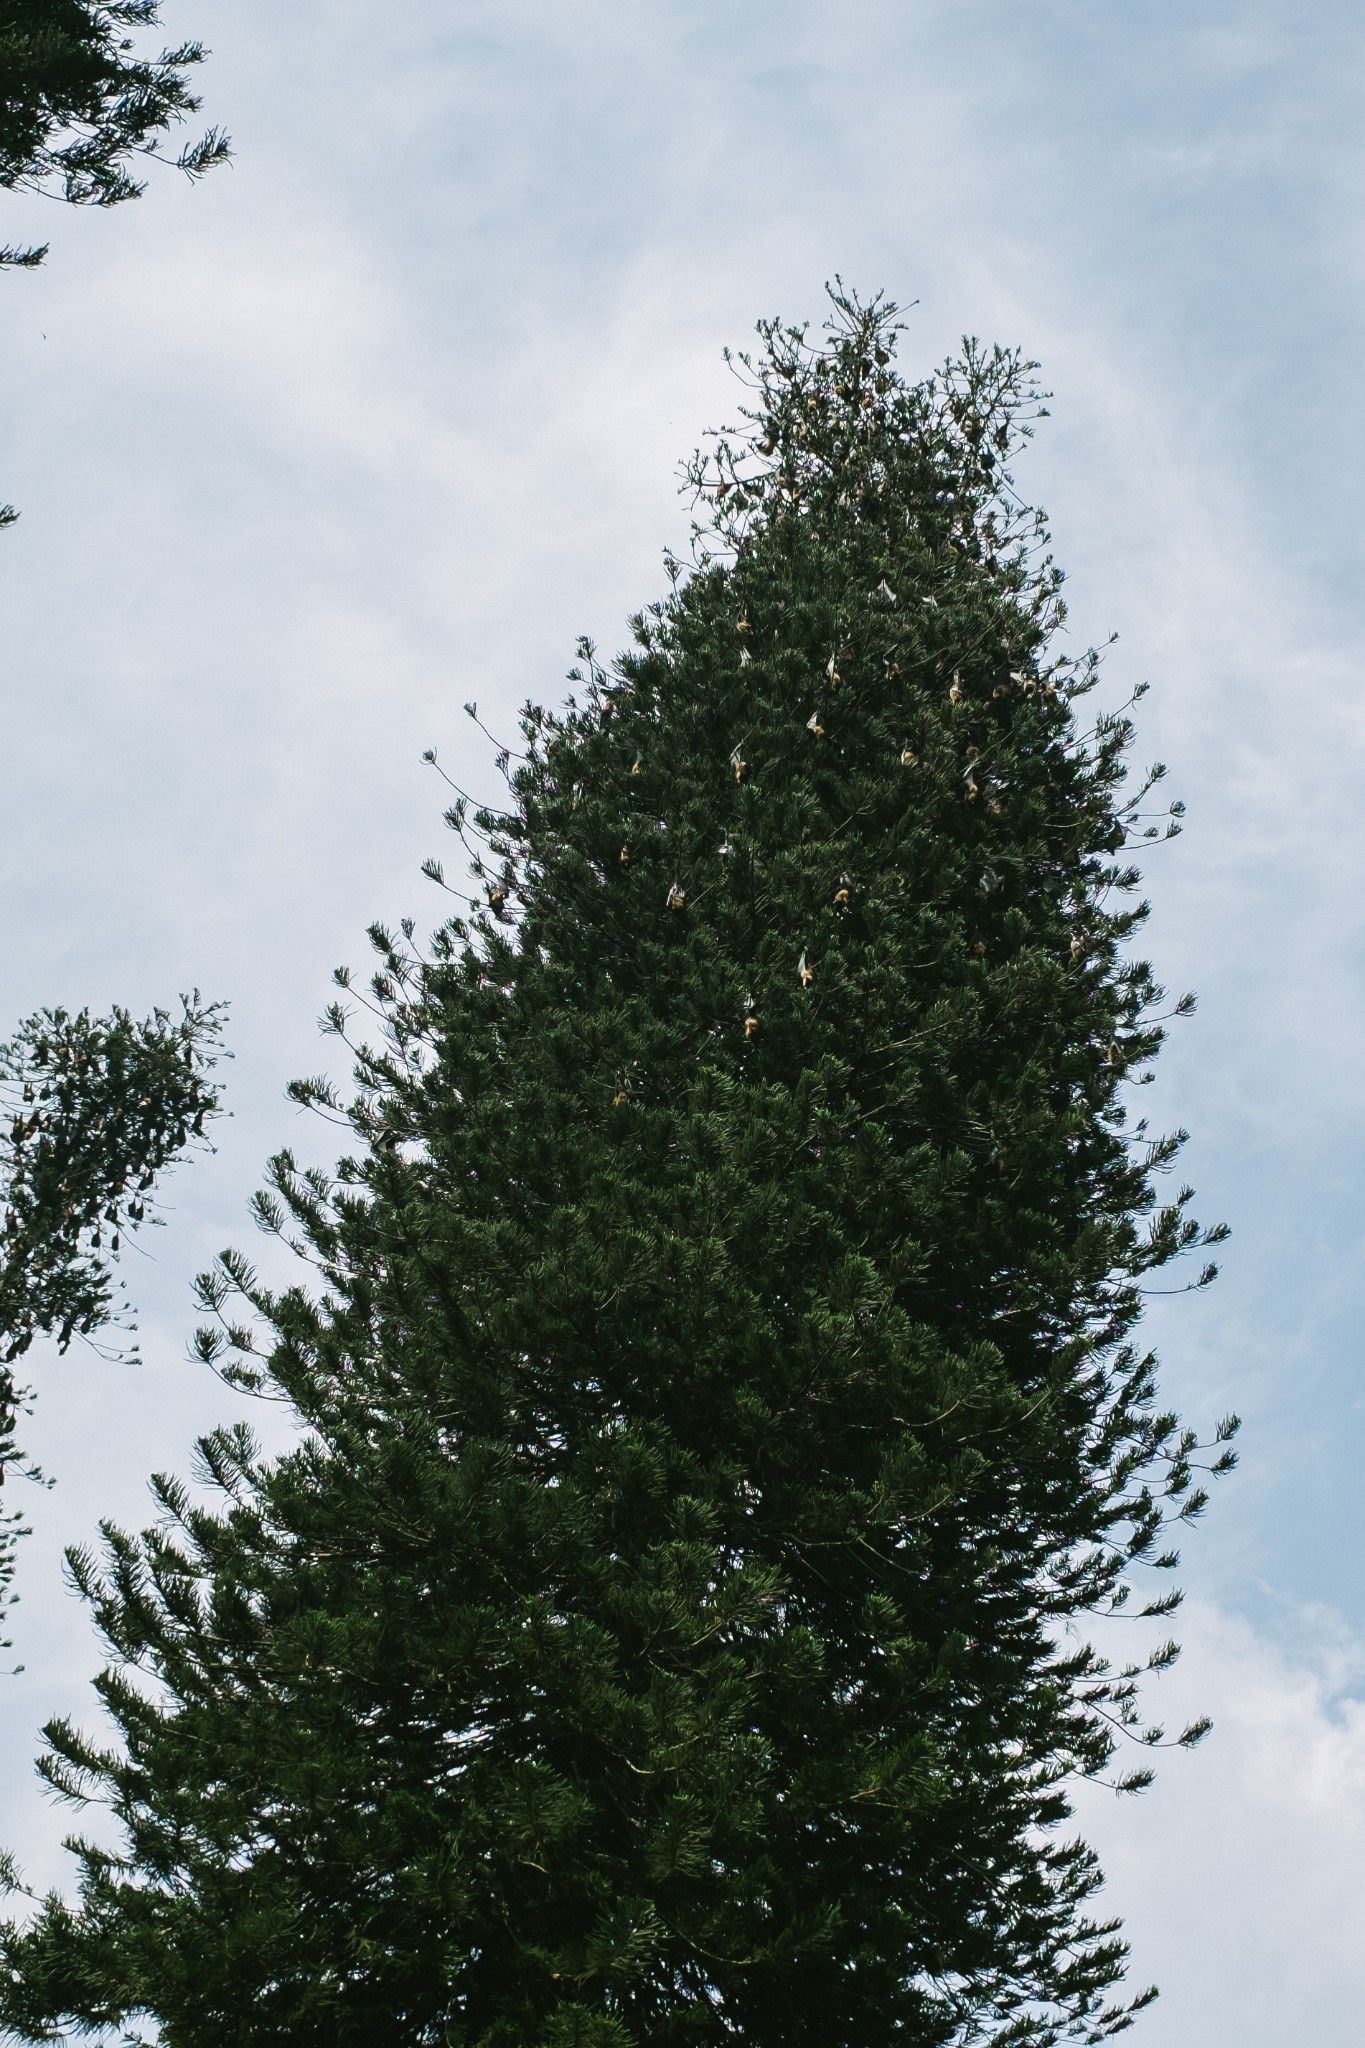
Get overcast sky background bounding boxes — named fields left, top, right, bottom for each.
left=2, top=1, right=1364, bottom=2038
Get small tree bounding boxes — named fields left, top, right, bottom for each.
left=0, top=995, right=224, bottom=1659
left=0, top=295, right=1233, bottom=2048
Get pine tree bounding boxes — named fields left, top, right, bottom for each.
left=0, top=995, right=224, bottom=1660
left=0, top=293, right=1234, bottom=2048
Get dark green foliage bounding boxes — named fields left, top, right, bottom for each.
left=0, top=992, right=226, bottom=1375
left=0, top=295, right=1235, bottom=2047
left=0, top=0, right=229, bottom=268
left=0, top=996, right=224, bottom=1654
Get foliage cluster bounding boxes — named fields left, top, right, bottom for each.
left=0, top=996, right=224, bottom=1658
left=0, top=0, right=227, bottom=270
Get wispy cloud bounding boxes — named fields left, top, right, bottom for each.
left=1079, top=1599, right=1365, bottom=2042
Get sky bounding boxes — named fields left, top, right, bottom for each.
left=2, top=0, right=1364, bottom=2037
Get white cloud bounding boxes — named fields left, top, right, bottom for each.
left=1079, top=1598, right=1365, bottom=2043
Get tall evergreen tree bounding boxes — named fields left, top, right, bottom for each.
left=0, top=293, right=1233, bottom=2048
left=0, top=995, right=224, bottom=1660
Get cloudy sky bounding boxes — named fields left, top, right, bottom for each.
left=3, top=1, right=1364, bottom=2037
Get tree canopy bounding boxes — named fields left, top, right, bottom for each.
left=0, top=0, right=228, bottom=523
left=0, top=294, right=1233, bottom=2048
left=0, top=0, right=229, bottom=270
left=0, top=995, right=224, bottom=1661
